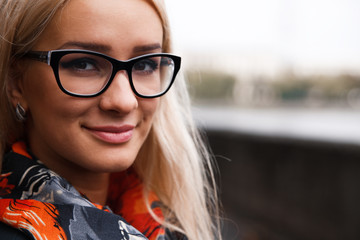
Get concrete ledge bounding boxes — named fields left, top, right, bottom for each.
left=194, top=107, right=360, bottom=145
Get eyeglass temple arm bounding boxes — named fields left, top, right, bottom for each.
left=24, top=51, right=49, bottom=63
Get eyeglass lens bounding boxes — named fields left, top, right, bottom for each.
left=58, top=53, right=175, bottom=96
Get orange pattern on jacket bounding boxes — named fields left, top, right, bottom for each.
left=0, top=199, right=67, bottom=240
left=108, top=170, right=166, bottom=240
left=0, top=172, right=15, bottom=195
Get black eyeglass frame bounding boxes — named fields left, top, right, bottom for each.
left=25, top=49, right=181, bottom=98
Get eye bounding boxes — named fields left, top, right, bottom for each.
left=60, top=58, right=99, bottom=72
left=133, top=58, right=159, bottom=74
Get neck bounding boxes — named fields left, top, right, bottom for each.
left=56, top=167, right=110, bottom=205
left=72, top=173, right=110, bottom=205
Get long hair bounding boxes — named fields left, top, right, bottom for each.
left=0, top=0, right=68, bottom=167
left=0, top=0, right=221, bottom=239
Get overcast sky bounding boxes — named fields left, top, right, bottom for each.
left=166, top=0, right=360, bottom=74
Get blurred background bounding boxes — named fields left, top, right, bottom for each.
left=166, top=1, right=360, bottom=239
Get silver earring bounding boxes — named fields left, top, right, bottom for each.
left=15, top=103, right=26, bottom=122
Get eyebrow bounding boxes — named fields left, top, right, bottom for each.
left=58, top=42, right=112, bottom=52
left=58, top=41, right=162, bottom=54
left=133, top=43, right=162, bottom=53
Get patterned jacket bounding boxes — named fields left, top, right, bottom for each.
left=0, top=142, right=185, bottom=240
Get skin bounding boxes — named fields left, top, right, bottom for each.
left=10, top=0, right=163, bottom=205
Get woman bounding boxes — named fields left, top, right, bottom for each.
left=0, top=0, right=221, bottom=239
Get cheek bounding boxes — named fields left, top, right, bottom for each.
left=139, top=98, right=159, bottom=121
left=22, top=65, right=61, bottom=108
left=22, top=66, right=90, bottom=127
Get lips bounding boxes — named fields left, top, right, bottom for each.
left=83, top=125, right=135, bottom=144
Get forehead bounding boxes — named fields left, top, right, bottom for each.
left=33, top=0, right=163, bottom=56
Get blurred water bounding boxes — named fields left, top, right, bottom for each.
left=193, top=106, right=360, bottom=145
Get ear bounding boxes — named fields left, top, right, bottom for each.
left=6, top=68, right=28, bottom=111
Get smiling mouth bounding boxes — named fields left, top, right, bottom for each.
left=83, top=125, right=134, bottom=144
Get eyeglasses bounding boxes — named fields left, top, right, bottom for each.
left=25, top=49, right=181, bottom=98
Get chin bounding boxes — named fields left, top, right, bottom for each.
left=88, top=157, right=136, bottom=173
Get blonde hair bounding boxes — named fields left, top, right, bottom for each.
left=0, top=0, right=68, bottom=166
left=0, top=0, right=221, bottom=239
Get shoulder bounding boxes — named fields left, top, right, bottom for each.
left=0, top=222, right=30, bottom=240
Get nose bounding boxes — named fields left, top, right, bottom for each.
left=99, top=71, right=138, bottom=114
